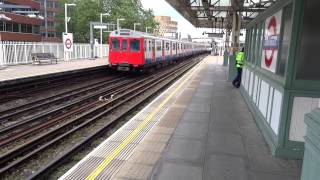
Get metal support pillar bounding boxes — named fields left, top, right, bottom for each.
left=228, top=11, right=241, bottom=81
left=90, top=22, right=94, bottom=59
left=223, top=29, right=230, bottom=66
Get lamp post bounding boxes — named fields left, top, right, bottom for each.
left=100, top=13, right=109, bottom=58
left=134, top=23, right=141, bottom=31
left=145, top=26, right=151, bottom=34
left=117, top=18, right=125, bottom=30
left=64, top=3, right=76, bottom=33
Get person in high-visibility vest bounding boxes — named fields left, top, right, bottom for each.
left=232, top=47, right=244, bottom=88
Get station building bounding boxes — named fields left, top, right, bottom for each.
left=0, top=0, right=42, bottom=41
left=154, top=16, right=178, bottom=37
left=38, top=0, right=61, bottom=42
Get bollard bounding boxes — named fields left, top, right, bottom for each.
left=223, top=50, right=229, bottom=66
left=301, top=108, right=320, bottom=180
left=227, top=55, right=237, bottom=81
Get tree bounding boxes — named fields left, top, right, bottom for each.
left=56, top=0, right=158, bottom=43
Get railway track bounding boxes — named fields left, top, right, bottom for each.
left=0, top=75, right=124, bottom=123
left=0, top=67, right=109, bottom=103
left=0, top=55, right=206, bottom=179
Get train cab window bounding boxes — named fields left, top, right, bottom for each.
left=122, top=39, right=127, bottom=50
left=130, top=39, right=140, bottom=52
left=111, top=38, right=120, bottom=50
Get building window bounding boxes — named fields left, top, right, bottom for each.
left=54, top=2, right=59, bottom=8
left=0, top=21, right=4, bottom=31
left=48, top=22, right=54, bottom=28
left=12, top=22, right=19, bottom=32
left=27, top=24, right=32, bottom=33
left=48, top=1, right=54, bottom=8
left=21, top=24, right=27, bottom=33
left=48, top=32, right=56, bottom=37
left=33, top=26, right=40, bottom=34
left=47, top=12, right=54, bottom=17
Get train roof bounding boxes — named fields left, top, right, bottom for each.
left=109, top=29, right=208, bottom=46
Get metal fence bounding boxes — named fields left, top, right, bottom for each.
left=0, top=41, right=109, bottom=66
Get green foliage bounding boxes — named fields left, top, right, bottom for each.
left=56, top=0, right=158, bottom=43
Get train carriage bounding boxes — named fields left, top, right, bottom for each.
left=108, top=29, right=209, bottom=71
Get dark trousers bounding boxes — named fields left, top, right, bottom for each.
left=232, top=68, right=242, bottom=88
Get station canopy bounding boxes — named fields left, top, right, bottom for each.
left=165, top=0, right=276, bottom=29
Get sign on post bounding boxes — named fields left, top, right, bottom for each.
left=261, top=10, right=282, bottom=73
left=63, top=33, right=73, bottom=52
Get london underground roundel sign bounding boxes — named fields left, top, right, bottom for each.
left=261, top=10, right=282, bottom=73
left=65, top=38, right=72, bottom=49
left=63, top=33, right=74, bottom=52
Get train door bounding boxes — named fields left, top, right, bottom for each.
left=162, top=40, right=165, bottom=62
left=129, top=38, right=143, bottom=65
left=165, top=41, right=170, bottom=62
left=170, top=41, right=172, bottom=61
left=121, top=38, right=129, bottom=63
left=155, top=40, right=162, bottom=62
left=144, top=39, right=149, bottom=64
left=152, top=39, right=155, bottom=62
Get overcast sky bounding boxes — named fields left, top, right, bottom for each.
left=141, top=0, right=207, bottom=39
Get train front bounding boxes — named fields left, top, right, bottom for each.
left=108, top=29, right=144, bottom=71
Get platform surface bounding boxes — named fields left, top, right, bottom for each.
left=0, top=58, right=108, bottom=82
left=60, top=55, right=301, bottom=180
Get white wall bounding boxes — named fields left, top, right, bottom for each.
left=289, top=97, right=320, bottom=142
left=241, top=67, right=283, bottom=136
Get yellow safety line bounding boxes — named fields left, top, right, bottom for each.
left=85, top=62, right=202, bottom=180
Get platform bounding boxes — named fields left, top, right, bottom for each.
left=0, top=58, right=108, bottom=85
left=60, top=55, right=301, bottom=180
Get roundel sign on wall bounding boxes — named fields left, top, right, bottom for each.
left=261, top=10, right=282, bottom=73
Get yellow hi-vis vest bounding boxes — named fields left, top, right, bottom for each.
left=236, top=51, right=244, bottom=68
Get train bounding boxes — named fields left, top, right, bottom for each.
left=108, top=29, right=210, bottom=71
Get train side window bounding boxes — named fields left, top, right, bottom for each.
left=156, top=41, right=161, bottom=51
left=122, top=39, right=127, bottom=50
left=149, top=41, right=151, bottom=51
left=130, top=39, right=140, bottom=52
left=111, top=38, right=120, bottom=50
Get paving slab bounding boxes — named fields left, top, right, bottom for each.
left=152, top=162, right=203, bottom=180
left=165, top=137, right=204, bottom=163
